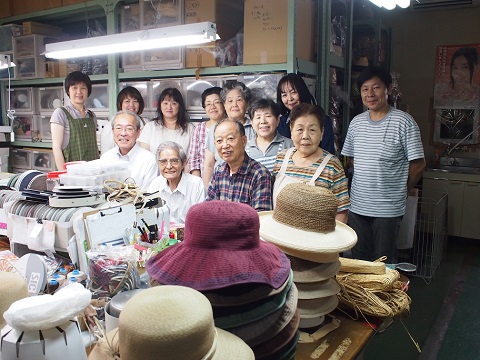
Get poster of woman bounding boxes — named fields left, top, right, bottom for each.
left=434, top=44, right=480, bottom=109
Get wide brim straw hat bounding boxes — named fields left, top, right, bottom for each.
left=88, top=286, right=254, bottom=360
left=229, top=283, right=298, bottom=348
left=288, top=256, right=341, bottom=283
left=259, top=184, right=357, bottom=262
left=0, top=271, right=28, bottom=328
left=204, top=270, right=293, bottom=307
left=298, top=294, right=339, bottom=319
left=296, top=278, right=341, bottom=300
left=146, top=200, right=290, bottom=291
left=214, top=274, right=293, bottom=329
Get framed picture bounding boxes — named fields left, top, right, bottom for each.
left=433, top=44, right=480, bottom=109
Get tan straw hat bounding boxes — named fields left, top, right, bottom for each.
left=89, top=286, right=254, bottom=360
left=296, top=278, right=341, bottom=300
left=0, top=271, right=28, bottom=328
left=288, top=256, right=341, bottom=283
left=259, top=184, right=357, bottom=262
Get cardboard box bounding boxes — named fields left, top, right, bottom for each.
left=0, top=2, right=12, bottom=19
left=45, top=61, right=60, bottom=78
left=12, top=0, right=62, bottom=16
left=243, top=0, right=314, bottom=65
left=23, top=21, right=63, bottom=37
left=184, top=0, right=243, bottom=68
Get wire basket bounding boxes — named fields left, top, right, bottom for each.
left=397, top=188, right=448, bottom=283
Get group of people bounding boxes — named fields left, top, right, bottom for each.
left=50, top=66, right=425, bottom=263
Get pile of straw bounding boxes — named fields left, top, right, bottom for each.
left=336, top=257, right=411, bottom=318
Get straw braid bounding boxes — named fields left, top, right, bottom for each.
left=336, top=268, right=400, bottom=291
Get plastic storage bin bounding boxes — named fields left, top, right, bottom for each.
left=183, top=76, right=222, bottom=112
left=11, top=149, right=32, bottom=169
left=6, top=87, right=36, bottom=113
left=12, top=114, right=35, bottom=141
left=32, top=150, right=55, bottom=171
left=38, top=86, right=63, bottom=113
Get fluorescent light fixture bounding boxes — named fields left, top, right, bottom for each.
left=368, top=0, right=411, bottom=9
left=44, top=22, right=218, bottom=60
left=0, top=54, right=15, bottom=69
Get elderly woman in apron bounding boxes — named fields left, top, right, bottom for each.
left=272, top=103, right=350, bottom=223
left=51, top=71, right=99, bottom=170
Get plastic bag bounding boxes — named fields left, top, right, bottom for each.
left=3, top=283, right=91, bottom=331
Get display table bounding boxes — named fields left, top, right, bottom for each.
left=295, top=312, right=379, bottom=360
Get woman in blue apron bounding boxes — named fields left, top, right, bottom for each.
left=51, top=71, right=99, bottom=170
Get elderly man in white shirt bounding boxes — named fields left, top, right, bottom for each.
left=101, top=110, right=158, bottom=189
left=147, top=141, right=205, bottom=224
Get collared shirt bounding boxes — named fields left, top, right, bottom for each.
left=204, top=118, right=256, bottom=165
left=101, top=143, right=158, bottom=189
left=187, top=121, right=209, bottom=173
left=245, top=132, right=293, bottom=173
left=147, top=172, right=206, bottom=224
left=207, top=154, right=273, bottom=211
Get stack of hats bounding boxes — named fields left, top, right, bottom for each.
left=146, top=200, right=300, bottom=359
left=259, top=183, right=357, bottom=329
left=89, top=286, right=255, bottom=360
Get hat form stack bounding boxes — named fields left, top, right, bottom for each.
left=146, top=200, right=300, bottom=359
left=259, top=184, right=357, bottom=328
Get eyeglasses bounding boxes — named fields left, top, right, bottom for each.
left=114, top=125, right=136, bottom=134
left=204, top=100, right=222, bottom=109
left=158, top=158, right=182, bottom=166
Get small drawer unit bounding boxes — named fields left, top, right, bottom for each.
left=7, top=87, right=37, bottom=113
left=12, top=114, right=36, bottom=141
left=13, top=35, right=56, bottom=58
left=140, top=0, right=183, bottom=29
left=32, top=115, right=52, bottom=142
left=0, top=24, right=23, bottom=52
left=183, top=76, right=222, bottom=112
left=120, top=3, right=141, bottom=32
left=32, top=150, right=55, bottom=171
left=14, top=56, right=46, bottom=79
left=118, top=81, right=151, bottom=112
left=150, top=78, right=184, bottom=112
left=38, top=86, right=63, bottom=114
left=11, top=148, right=32, bottom=170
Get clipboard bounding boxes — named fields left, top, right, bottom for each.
left=84, top=204, right=136, bottom=249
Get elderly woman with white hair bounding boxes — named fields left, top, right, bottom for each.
left=147, top=141, right=206, bottom=224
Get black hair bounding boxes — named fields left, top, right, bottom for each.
left=116, top=86, right=145, bottom=115
left=248, top=98, right=281, bottom=119
left=276, top=73, right=315, bottom=115
left=289, top=103, right=325, bottom=131
left=64, top=71, right=92, bottom=97
left=356, top=66, right=392, bottom=90
left=201, top=86, right=223, bottom=108
left=154, top=87, right=189, bottom=134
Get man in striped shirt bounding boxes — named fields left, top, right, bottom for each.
left=207, top=118, right=273, bottom=211
left=341, top=66, right=425, bottom=263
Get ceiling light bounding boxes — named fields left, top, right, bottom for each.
left=0, top=54, right=15, bottom=69
left=44, top=22, right=218, bottom=60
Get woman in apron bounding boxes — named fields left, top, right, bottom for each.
left=51, top=71, right=99, bottom=170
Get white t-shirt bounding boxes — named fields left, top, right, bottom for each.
left=138, top=121, right=194, bottom=157
left=100, top=143, right=158, bottom=189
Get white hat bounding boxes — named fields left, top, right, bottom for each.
left=259, top=184, right=357, bottom=262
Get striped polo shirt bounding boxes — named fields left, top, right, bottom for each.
left=245, top=132, right=294, bottom=173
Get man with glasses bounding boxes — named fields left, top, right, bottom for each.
left=147, top=141, right=205, bottom=224
left=101, top=110, right=158, bottom=189
left=207, top=118, right=273, bottom=211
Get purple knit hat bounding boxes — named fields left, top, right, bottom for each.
left=146, top=200, right=291, bottom=291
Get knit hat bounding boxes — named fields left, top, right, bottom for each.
left=0, top=271, right=28, bottom=328
left=146, top=200, right=291, bottom=291
left=88, top=286, right=254, bottom=360
left=259, top=184, right=357, bottom=262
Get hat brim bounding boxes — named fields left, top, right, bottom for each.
left=298, top=295, right=339, bottom=318
left=296, top=278, right=341, bottom=300
left=289, top=257, right=341, bottom=283
left=259, top=211, right=357, bottom=261
left=146, top=240, right=291, bottom=291
left=88, top=328, right=254, bottom=360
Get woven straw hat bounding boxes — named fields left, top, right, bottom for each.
left=146, top=200, right=290, bottom=291
left=298, top=295, right=339, bottom=319
left=288, top=256, right=341, bottom=283
left=0, top=271, right=28, bottom=328
left=88, top=286, right=254, bottom=360
left=259, top=184, right=357, bottom=262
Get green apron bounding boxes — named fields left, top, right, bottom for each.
left=60, top=107, right=99, bottom=163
